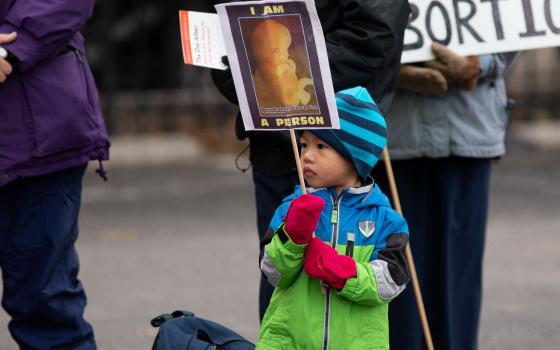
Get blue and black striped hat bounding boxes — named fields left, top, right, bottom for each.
left=309, top=86, right=387, bottom=180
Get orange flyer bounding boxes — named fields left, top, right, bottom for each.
left=179, top=10, right=227, bottom=70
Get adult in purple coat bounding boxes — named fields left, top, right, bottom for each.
left=0, top=1, right=109, bottom=348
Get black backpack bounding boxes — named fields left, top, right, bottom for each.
left=151, top=310, right=255, bottom=350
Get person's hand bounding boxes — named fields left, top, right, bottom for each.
left=395, top=64, right=448, bottom=95
left=304, top=237, right=356, bottom=289
left=211, top=55, right=239, bottom=105
left=283, top=194, right=325, bottom=245
left=425, top=42, right=481, bottom=91
left=0, top=32, right=17, bottom=83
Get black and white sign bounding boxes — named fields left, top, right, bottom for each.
left=403, top=0, right=560, bottom=63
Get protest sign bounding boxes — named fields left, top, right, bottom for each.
left=402, top=0, right=560, bottom=63
left=214, top=0, right=338, bottom=131
left=179, top=10, right=228, bottom=70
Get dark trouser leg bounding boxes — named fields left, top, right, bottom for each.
left=252, top=168, right=298, bottom=322
left=372, top=157, right=491, bottom=350
left=372, top=158, right=431, bottom=350
left=0, top=165, right=96, bottom=350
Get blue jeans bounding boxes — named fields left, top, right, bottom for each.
left=0, top=165, right=96, bottom=350
left=372, top=157, right=492, bottom=350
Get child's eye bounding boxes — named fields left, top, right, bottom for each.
left=301, top=142, right=307, bottom=148
left=317, top=143, right=327, bottom=150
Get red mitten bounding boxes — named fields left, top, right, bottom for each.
left=284, top=194, right=325, bottom=244
left=304, top=237, right=357, bottom=289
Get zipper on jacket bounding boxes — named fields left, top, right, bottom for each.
left=323, top=192, right=342, bottom=350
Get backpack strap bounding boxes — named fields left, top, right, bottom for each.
left=151, top=310, right=195, bottom=328
left=150, top=313, right=173, bottom=328
left=171, top=310, right=195, bottom=318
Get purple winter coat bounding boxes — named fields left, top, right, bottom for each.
left=0, top=0, right=109, bottom=187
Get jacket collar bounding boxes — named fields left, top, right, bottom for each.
left=305, top=177, right=375, bottom=207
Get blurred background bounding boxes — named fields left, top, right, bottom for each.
left=80, top=0, right=239, bottom=151
left=80, top=0, right=560, bottom=142
left=0, top=1, right=559, bottom=349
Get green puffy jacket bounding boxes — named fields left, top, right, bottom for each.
left=257, top=183, right=409, bottom=349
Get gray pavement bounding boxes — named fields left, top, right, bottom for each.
left=0, top=129, right=559, bottom=349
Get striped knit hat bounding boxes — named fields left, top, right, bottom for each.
left=309, top=86, right=387, bottom=180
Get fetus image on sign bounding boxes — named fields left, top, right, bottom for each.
left=249, top=18, right=315, bottom=108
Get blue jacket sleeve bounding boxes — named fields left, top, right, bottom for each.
left=0, top=0, right=94, bottom=71
left=479, top=52, right=520, bottom=80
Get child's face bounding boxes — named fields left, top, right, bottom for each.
left=300, top=131, right=360, bottom=194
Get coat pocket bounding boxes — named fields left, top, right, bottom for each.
left=21, top=50, right=99, bottom=157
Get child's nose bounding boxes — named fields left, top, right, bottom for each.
left=301, top=149, right=314, bottom=163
